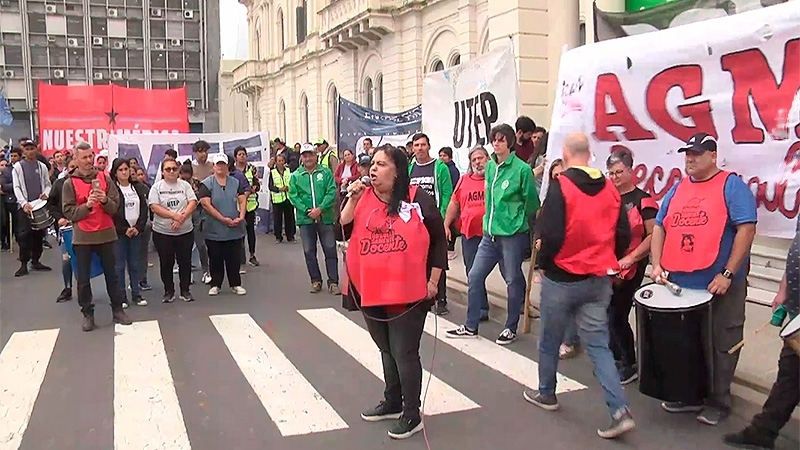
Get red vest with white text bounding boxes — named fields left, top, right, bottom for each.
left=618, top=193, right=660, bottom=280
left=72, top=173, right=115, bottom=233
left=553, top=176, right=621, bottom=276
left=661, top=171, right=731, bottom=273
left=346, top=186, right=429, bottom=307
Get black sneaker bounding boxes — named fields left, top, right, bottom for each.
left=139, top=281, right=152, bottom=291
left=661, top=401, right=703, bottom=413
left=249, top=255, right=260, bottom=266
left=523, top=389, right=559, bottom=411
left=387, top=415, right=423, bottom=440
left=14, top=264, right=28, bottom=277
left=180, top=291, right=194, bottom=302
left=433, top=300, right=448, bottom=316
left=722, top=426, right=775, bottom=449
left=446, top=325, right=478, bottom=338
left=30, top=260, right=52, bottom=271
left=598, top=407, right=635, bottom=439
left=56, top=287, right=73, bottom=303
left=162, top=293, right=175, bottom=303
left=619, top=365, right=638, bottom=385
left=495, top=328, right=516, bottom=345
left=360, top=401, right=402, bottom=422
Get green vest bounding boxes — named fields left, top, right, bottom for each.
left=243, top=165, right=259, bottom=212
left=318, top=149, right=335, bottom=169
left=270, top=167, right=291, bottom=204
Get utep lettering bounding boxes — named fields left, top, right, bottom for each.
left=453, top=92, right=499, bottom=149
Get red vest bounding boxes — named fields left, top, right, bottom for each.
left=553, top=176, right=621, bottom=276
left=346, top=186, right=429, bottom=307
left=618, top=193, right=659, bottom=280
left=661, top=171, right=731, bottom=273
left=73, top=173, right=115, bottom=233
left=454, top=175, right=485, bottom=238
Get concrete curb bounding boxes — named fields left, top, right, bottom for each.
left=445, top=275, right=799, bottom=445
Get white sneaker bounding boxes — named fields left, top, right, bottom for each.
left=239, top=266, right=246, bottom=274
left=201, top=272, right=212, bottom=284
left=208, top=286, right=220, bottom=296
left=232, top=286, right=246, bottom=295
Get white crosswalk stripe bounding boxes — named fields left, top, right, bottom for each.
left=0, top=310, right=588, bottom=446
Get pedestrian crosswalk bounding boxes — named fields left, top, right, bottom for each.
left=0, top=307, right=588, bottom=449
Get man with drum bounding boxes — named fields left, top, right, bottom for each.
left=650, top=132, right=757, bottom=426
left=723, top=216, right=799, bottom=449
left=10, top=139, right=53, bottom=277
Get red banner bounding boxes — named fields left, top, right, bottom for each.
left=37, top=82, right=189, bottom=156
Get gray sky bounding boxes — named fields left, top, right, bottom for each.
left=220, top=0, right=249, bottom=60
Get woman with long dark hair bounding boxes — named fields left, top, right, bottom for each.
left=110, top=158, right=149, bottom=307
left=340, top=144, right=448, bottom=440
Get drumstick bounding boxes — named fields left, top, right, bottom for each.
left=727, top=320, right=772, bottom=354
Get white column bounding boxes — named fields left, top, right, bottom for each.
left=545, top=0, right=581, bottom=127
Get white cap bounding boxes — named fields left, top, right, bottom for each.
left=210, top=152, right=229, bottom=165
left=300, top=142, right=315, bottom=154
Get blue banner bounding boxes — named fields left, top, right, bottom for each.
left=0, top=91, right=12, bottom=127
left=336, top=97, right=421, bottom=155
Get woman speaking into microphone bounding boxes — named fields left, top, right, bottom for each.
left=340, top=144, right=448, bottom=440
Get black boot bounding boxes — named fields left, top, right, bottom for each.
left=113, top=309, right=133, bottom=325
left=14, top=263, right=28, bottom=277
left=722, top=426, right=775, bottom=449
left=30, top=260, right=52, bottom=271
left=82, top=315, right=96, bottom=332
left=56, top=287, right=72, bottom=302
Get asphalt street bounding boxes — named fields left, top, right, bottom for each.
left=0, top=235, right=782, bottom=450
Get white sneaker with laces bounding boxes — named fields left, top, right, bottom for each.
left=208, top=286, right=220, bottom=296
left=232, top=286, right=246, bottom=295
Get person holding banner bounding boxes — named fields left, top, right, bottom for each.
left=445, top=124, right=538, bottom=345
left=408, top=132, right=452, bottom=316
left=650, top=132, right=757, bottom=426
left=62, top=141, right=132, bottom=332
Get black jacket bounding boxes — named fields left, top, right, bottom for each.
left=0, top=165, right=16, bottom=204
left=112, top=181, right=149, bottom=235
left=535, top=167, right=631, bottom=282
left=47, top=174, right=70, bottom=224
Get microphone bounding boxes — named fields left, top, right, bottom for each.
left=346, top=176, right=371, bottom=198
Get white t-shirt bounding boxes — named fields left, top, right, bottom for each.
left=148, top=179, right=196, bottom=236
left=119, top=184, right=140, bottom=227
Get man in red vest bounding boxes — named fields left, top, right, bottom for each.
left=525, top=132, right=634, bottom=439
left=62, top=141, right=133, bottom=332
left=650, top=132, right=757, bottom=426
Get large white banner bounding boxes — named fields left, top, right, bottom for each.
left=544, top=2, right=800, bottom=239
left=422, top=42, right=520, bottom=172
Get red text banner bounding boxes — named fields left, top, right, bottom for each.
left=37, top=83, right=189, bottom=156
left=545, top=2, right=800, bottom=239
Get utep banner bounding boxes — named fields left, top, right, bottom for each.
left=37, top=83, right=189, bottom=156
left=545, top=3, right=800, bottom=239
left=337, top=97, right=421, bottom=155
left=594, top=0, right=789, bottom=41
left=422, top=42, right=520, bottom=173
left=107, top=132, right=271, bottom=187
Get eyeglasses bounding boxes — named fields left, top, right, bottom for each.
left=607, top=170, right=626, bottom=178
left=163, top=166, right=178, bottom=172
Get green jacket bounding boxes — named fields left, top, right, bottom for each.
left=288, top=164, right=337, bottom=225
left=483, top=151, right=540, bottom=236
left=408, top=159, right=453, bottom=217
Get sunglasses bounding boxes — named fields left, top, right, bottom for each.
left=163, top=166, right=179, bottom=172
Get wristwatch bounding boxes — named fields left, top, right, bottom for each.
left=721, top=269, right=733, bottom=279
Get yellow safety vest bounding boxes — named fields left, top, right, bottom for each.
left=318, top=149, right=335, bottom=169
left=243, top=165, right=259, bottom=212
left=270, top=167, right=292, bottom=204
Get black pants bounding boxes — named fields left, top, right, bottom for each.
left=272, top=201, right=296, bottom=241
left=74, top=241, right=124, bottom=316
left=750, top=342, right=799, bottom=439
left=206, top=238, right=243, bottom=288
left=363, top=304, right=428, bottom=421
left=0, top=201, right=10, bottom=248
left=152, top=230, right=194, bottom=295
left=244, top=210, right=257, bottom=255
left=16, top=208, right=45, bottom=263
left=609, top=265, right=646, bottom=369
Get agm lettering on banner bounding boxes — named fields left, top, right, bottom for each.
left=452, top=92, right=499, bottom=149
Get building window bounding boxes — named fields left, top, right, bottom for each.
left=328, top=84, right=338, bottom=139
left=431, top=59, right=444, bottom=72
left=449, top=53, right=461, bottom=68
left=277, top=8, right=285, bottom=51
left=255, top=24, right=261, bottom=59
left=278, top=99, right=287, bottom=141
left=300, top=93, right=309, bottom=142
left=296, top=0, right=307, bottom=44
left=579, top=22, right=586, bottom=47
left=375, top=74, right=383, bottom=112
left=363, top=77, right=373, bottom=110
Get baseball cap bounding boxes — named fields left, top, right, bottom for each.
left=210, top=152, right=229, bottom=165
left=20, top=139, right=35, bottom=147
left=678, top=132, right=717, bottom=153
left=300, top=143, right=316, bottom=154
left=357, top=153, right=371, bottom=166
left=314, top=138, right=328, bottom=146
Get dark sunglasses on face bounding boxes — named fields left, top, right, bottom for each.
left=163, top=166, right=178, bottom=172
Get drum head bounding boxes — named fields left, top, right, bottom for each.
left=29, top=199, right=47, bottom=210
left=780, top=314, right=800, bottom=338
left=634, top=283, right=713, bottom=310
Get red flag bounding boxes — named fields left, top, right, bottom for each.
left=37, top=82, right=189, bottom=156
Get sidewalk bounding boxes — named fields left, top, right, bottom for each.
left=444, top=244, right=799, bottom=442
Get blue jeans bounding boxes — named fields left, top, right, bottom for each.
left=563, top=320, right=580, bottom=346
left=461, top=236, right=489, bottom=313
left=115, top=234, right=143, bottom=300
left=538, top=275, right=628, bottom=414
left=60, top=240, right=73, bottom=288
left=299, top=223, right=339, bottom=285
left=465, top=233, right=527, bottom=331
